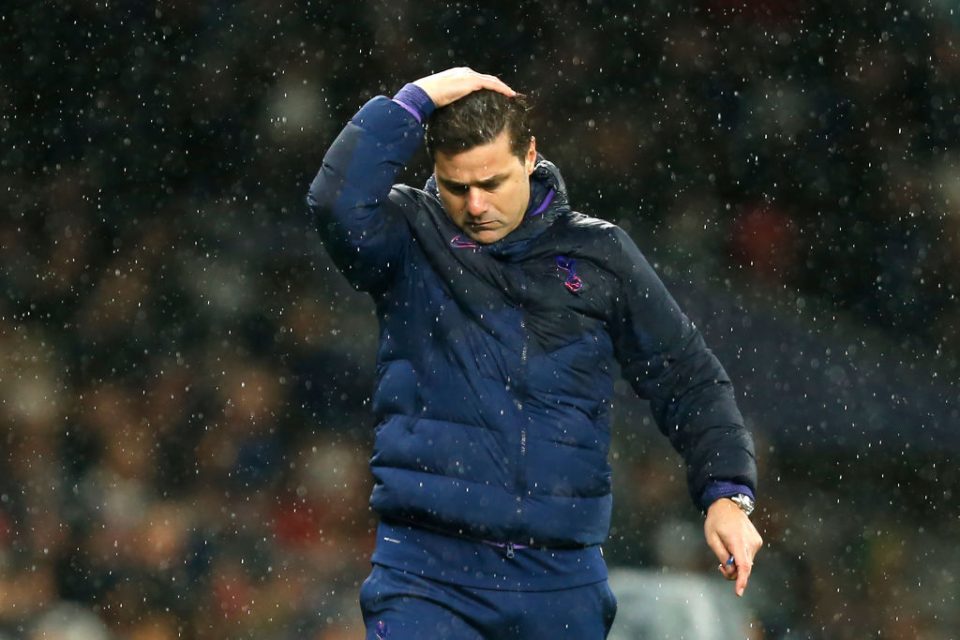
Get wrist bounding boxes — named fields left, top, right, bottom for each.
left=700, top=481, right=755, bottom=511
left=392, top=83, right=436, bottom=124
left=713, top=494, right=755, bottom=517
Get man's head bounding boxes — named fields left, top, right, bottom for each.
left=426, top=90, right=536, bottom=244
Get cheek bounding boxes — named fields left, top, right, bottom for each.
left=439, top=194, right=460, bottom=215
left=505, top=182, right=529, bottom=214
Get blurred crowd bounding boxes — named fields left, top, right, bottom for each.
left=2, top=1, right=958, bottom=638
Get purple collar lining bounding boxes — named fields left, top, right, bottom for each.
left=528, top=188, right=556, bottom=218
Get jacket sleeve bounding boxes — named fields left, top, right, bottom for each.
left=305, top=95, right=426, bottom=292
left=606, top=227, right=758, bottom=509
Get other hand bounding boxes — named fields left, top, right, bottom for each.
left=704, top=497, right=763, bottom=596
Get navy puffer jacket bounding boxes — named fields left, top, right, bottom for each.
left=307, top=96, right=757, bottom=547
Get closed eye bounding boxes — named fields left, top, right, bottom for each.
left=477, top=179, right=504, bottom=191
left=440, top=180, right=469, bottom=195
left=438, top=174, right=508, bottom=194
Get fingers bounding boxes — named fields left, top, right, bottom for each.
left=412, top=67, right=516, bottom=108
left=450, top=67, right=515, bottom=96
left=712, top=541, right=755, bottom=596
left=706, top=531, right=731, bottom=567
left=728, top=532, right=763, bottom=596
left=717, top=554, right=737, bottom=581
left=706, top=532, right=737, bottom=580
left=474, top=71, right=516, bottom=97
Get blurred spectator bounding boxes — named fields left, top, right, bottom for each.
left=29, top=602, right=112, bottom=640
left=730, top=203, right=799, bottom=284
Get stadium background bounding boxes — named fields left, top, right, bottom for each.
left=2, top=1, right=958, bottom=637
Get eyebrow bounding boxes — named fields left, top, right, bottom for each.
left=437, top=172, right=510, bottom=191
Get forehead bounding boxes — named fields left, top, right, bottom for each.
left=434, top=130, right=521, bottom=181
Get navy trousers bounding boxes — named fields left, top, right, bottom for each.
left=360, top=564, right=618, bottom=640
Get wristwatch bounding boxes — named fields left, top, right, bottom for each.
left=727, top=493, right=755, bottom=516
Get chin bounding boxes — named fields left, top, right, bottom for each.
left=469, top=230, right=505, bottom=244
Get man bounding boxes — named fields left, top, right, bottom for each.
left=307, top=67, right=762, bottom=639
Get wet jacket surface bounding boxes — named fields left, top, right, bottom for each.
left=307, top=95, right=757, bottom=548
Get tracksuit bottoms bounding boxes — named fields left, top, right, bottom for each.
left=360, top=521, right=617, bottom=640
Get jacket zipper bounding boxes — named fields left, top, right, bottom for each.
left=515, top=313, right=528, bottom=494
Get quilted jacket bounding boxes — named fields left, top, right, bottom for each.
left=306, top=94, right=757, bottom=547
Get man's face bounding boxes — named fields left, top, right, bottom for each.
left=434, top=130, right=537, bottom=245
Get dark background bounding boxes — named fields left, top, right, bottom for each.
left=1, top=1, right=958, bottom=638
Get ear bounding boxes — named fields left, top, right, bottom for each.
left=525, top=137, right=537, bottom=175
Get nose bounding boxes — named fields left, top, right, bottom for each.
left=466, top=187, right=487, bottom=217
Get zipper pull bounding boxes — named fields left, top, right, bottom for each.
left=506, top=542, right=516, bottom=559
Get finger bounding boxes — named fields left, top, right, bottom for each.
left=470, top=70, right=516, bottom=95
left=474, top=72, right=516, bottom=96
left=706, top=534, right=737, bottom=579
left=733, top=549, right=754, bottom=597
left=717, top=554, right=737, bottom=580
left=735, top=531, right=763, bottom=595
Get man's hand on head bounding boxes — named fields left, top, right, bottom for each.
left=704, top=497, right=764, bottom=597
left=413, top=67, right=516, bottom=109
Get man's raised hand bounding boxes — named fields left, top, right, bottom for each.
left=413, top=67, right=516, bottom=109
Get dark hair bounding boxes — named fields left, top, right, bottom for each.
left=425, top=90, right=532, bottom=160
